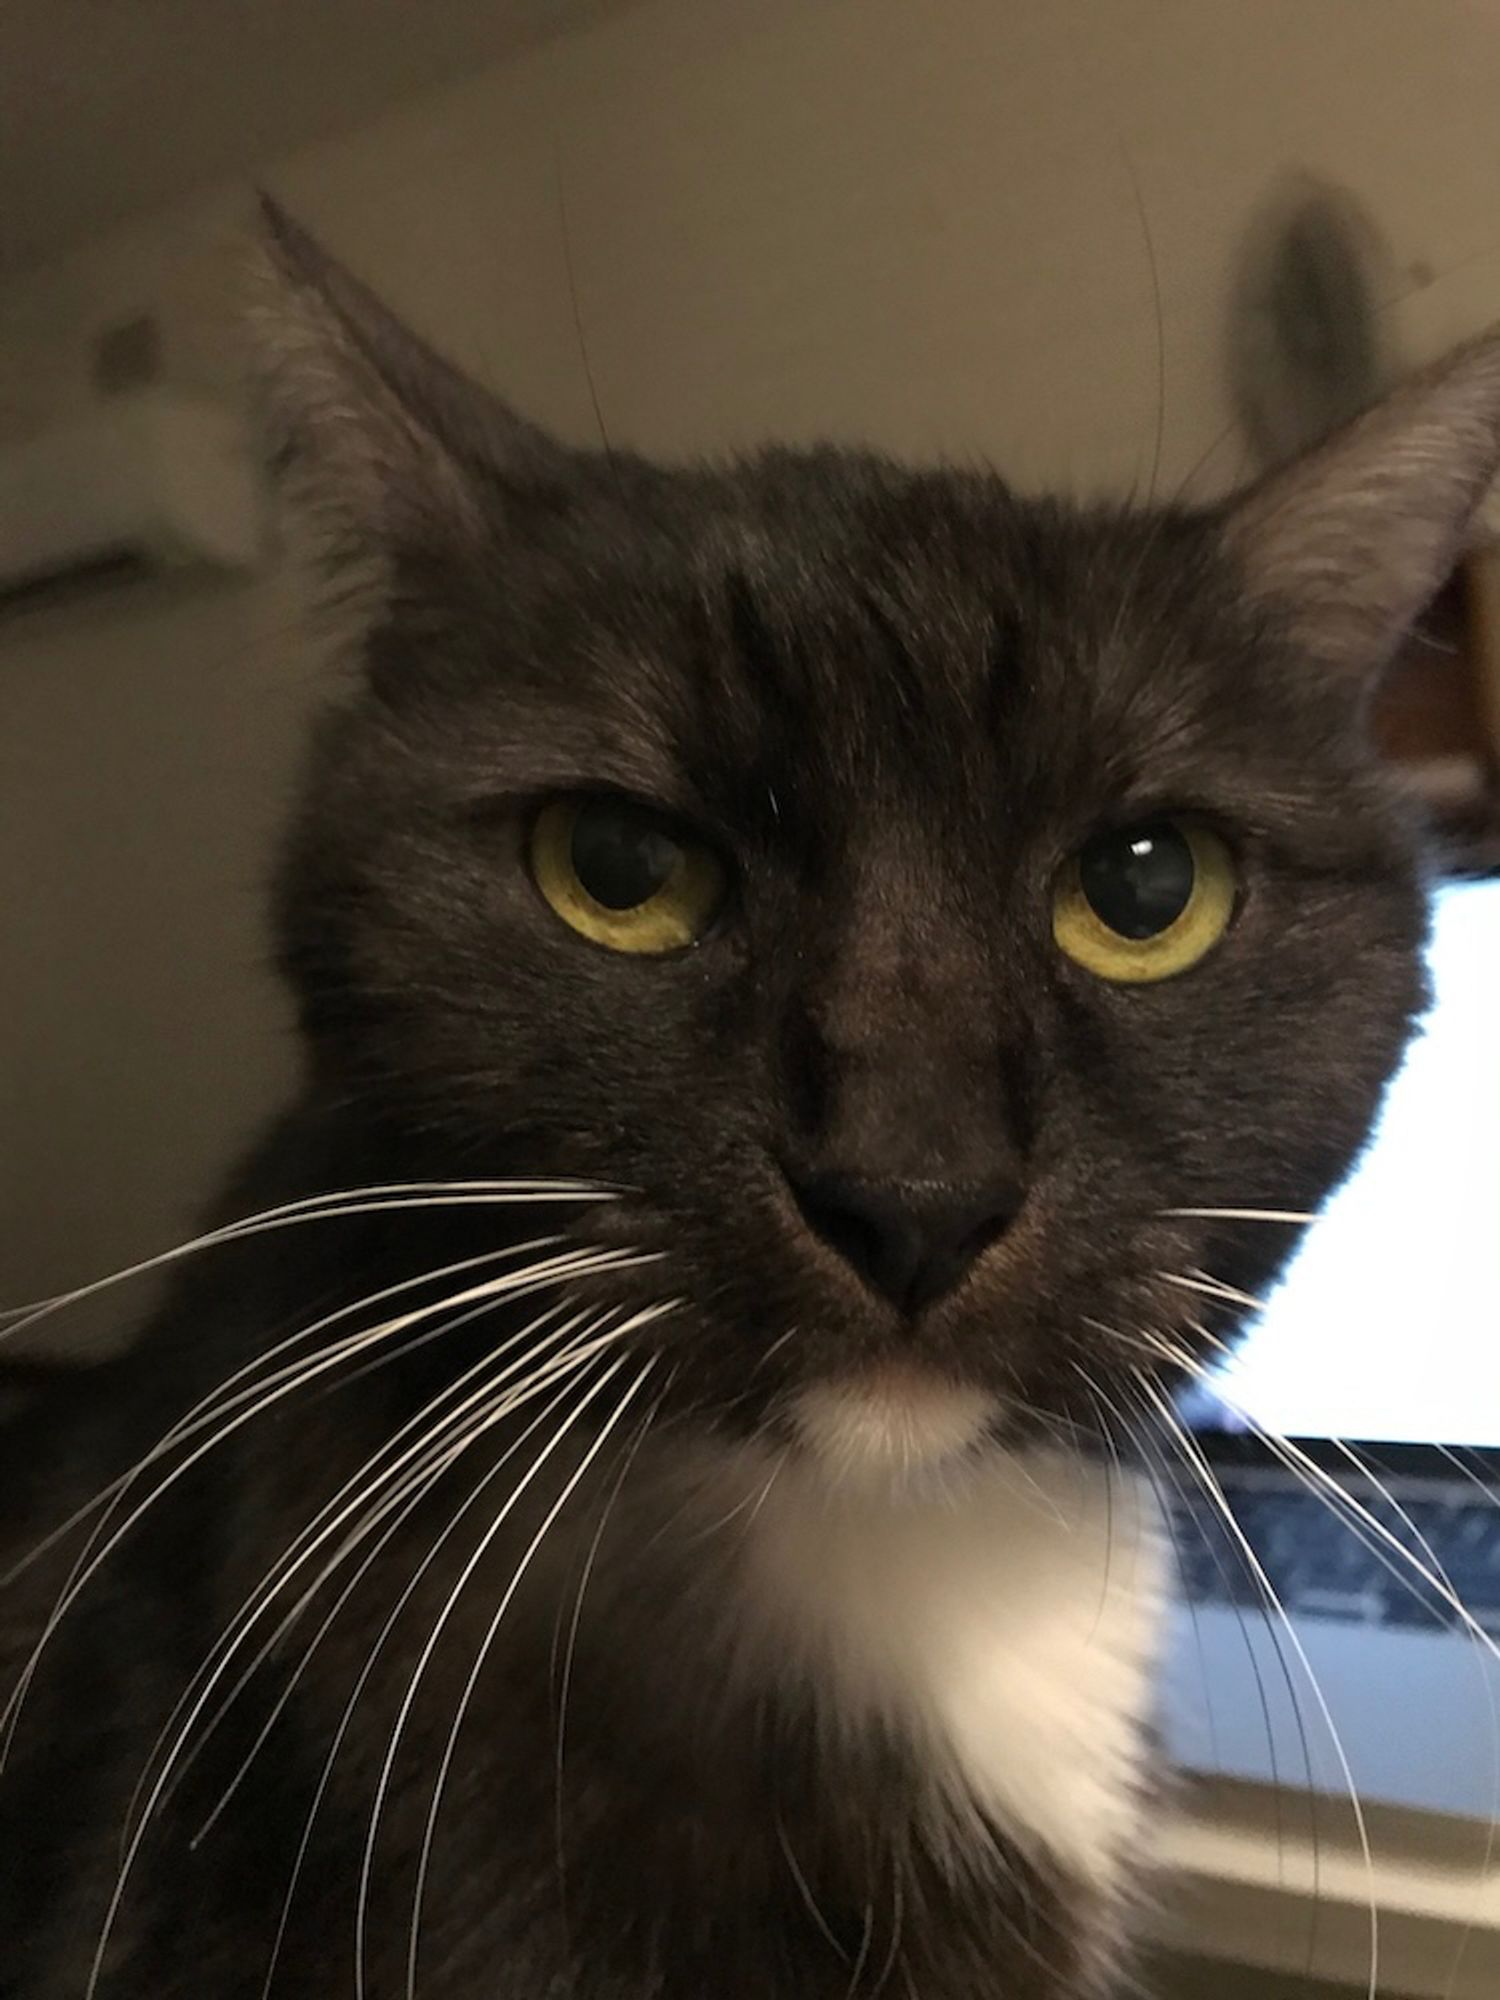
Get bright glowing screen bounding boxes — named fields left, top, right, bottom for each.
left=1191, top=877, right=1500, bottom=1447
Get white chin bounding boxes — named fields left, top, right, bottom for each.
left=791, top=1368, right=996, bottom=1487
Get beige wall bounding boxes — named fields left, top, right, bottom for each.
left=5, top=0, right=1500, bottom=1344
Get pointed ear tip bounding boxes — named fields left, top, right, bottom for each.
left=243, top=196, right=340, bottom=400
left=249, top=192, right=332, bottom=291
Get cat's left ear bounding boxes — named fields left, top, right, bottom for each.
left=1223, top=332, right=1500, bottom=687
left=250, top=195, right=576, bottom=563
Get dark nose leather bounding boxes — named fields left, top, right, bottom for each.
left=788, top=1170, right=1022, bottom=1312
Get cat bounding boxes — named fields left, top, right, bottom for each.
left=3, top=197, right=1498, bottom=1999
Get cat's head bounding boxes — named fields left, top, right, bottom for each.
left=256, top=201, right=1500, bottom=1481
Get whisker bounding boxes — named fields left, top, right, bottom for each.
left=684, top=1461, right=788, bottom=1547
left=1177, top=1313, right=1233, bottom=1359
left=355, top=1304, right=675, bottom=2000
left=1103, top=1365, right=1312, bottom=1913
left=183, top=1314, right=634, bottom=1845
left=752, top=1324, right=800, bottom=1376
left=1082, top=1314, right=1191, bottom=1374
left=1157, top=1269, right=1267, bottom=1314
left=1132, top=1370, right=1381, bottom=2000
left=777, top=1814, right=852, bottom=1966
left=552, top=1376, right=670, bottom=1958
left=1160, top=1206, right=1319, bottom=1226
left=4, top=1243, right=651, bottom=1765
left=740, top=1458, right=787, bottom=1539
left=5, top=1245, right=580, bottom=1764
left=406, top=1351, right=659, bottom=1999
left=1258, top=1434, right=1500, bottom=1655
left=1124, top=1309, right=1500, bottom=1666
left=1329, top=1439, right=1500, bottom=2000
left=141, top=1300, right=614, bottom=1843
left=1434, top=1444, right=1500, bottom=1510
left=90, top=1322, right=633, bottom=2000
left=1, top=1238, right=567, bottom=1593
left=1167, top=1339, right=1500, bottom=1666
left=1064, top=1362, right=1131, bottom=1643
left=253, top=1321, right=632, bottom=1998
left=0, top=1178, right=616, bottom=1342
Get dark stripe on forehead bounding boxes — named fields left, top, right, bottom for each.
left=725, top=568, right=789, bottom=695
left=675, top=569, right=824, bottom=854
left=985, top=601, right=1028, bottom=743
left=854, top=584, right=928, bottom=730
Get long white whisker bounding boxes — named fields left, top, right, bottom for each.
left=1, top=1238, right=566, bottom=1594
left=178, top=1321, right=635, bottom=1852
left=1253, top=1431, right=1500, bottom=1660
left=354, top=1359, right=611, bottom=2000
left=254, top=1323, right=632, bottom=1999
left=5, top=1244, right=574, bottom=1767
left=181, top=1314, right=637, bottom=1842
left=552, top=1377, right=668, bottom=1958
left=1330, top=1440, right=1500, bottom=2000
left=1127, top=1311, right=1500, bottom=1659
left=1082, top=1314, right=1192, bottom=1374
left=1158, top=1268, right=1266, bottom=1314
left=89, top=1325, right=629, bottom=2000
left=136, top=1300, right=611, bottom=1843
left=406, top=1353, right=658, bottom=2000
left=1434, top=1445, right=1500, bottom=1511
left=1160, top=1206, right=1319, bottom=1225
left=5, top=1244, right=652, bottom=1765
left=1064, top=1362, right=1132, bottom=1643
left=0, top=1179, right=615, bottom=1342
left=1096, top=1361, right=1313, bottom=1907
left=1166, top=1324, right=1500, bottom=1666
left=1150, top=1327, right=1500, bottom=1979
left=1132, top=1370, right=1380, bottom=2000
left=354, top=1304, right=675, bottom=2000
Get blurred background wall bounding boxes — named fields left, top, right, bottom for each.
left=3, top=0, right=1500, bottom=1336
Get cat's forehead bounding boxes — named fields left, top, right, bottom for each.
left=579, top=460, right=1268, bottom=830
left=417, top=451, right=1330, bottom=861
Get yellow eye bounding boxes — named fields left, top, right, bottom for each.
left=1053, top=817, right=1236, bottom=983
left=529, top=797, right=727, bottom=955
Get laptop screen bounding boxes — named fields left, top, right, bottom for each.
left=1187, top=873, right=1500, bottom=1450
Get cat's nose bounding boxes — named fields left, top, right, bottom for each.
left=788, top=1170, right=1022, bottom=1313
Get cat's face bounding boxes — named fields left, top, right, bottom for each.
left=261, top=206, right=1495, bottom=1476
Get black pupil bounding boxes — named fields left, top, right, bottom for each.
left=570, top=801, right=680, bottom=911
left=1078, top=821, right=1195, bottom=940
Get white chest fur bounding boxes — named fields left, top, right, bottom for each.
left=733, top=1442, right=1166, bottom=1891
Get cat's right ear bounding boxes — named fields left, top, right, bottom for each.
left=1222, top=331, right=1500, bottom=693
left=250, top=196, right=574, bottom=569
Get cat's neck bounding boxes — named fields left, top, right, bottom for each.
left=711, top=1439, right=1167, bottom=1894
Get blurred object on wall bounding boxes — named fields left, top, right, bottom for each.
left=1230, top=172, right=1397, bottom=467
left=1231, top=173, right=1500, bottom=869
